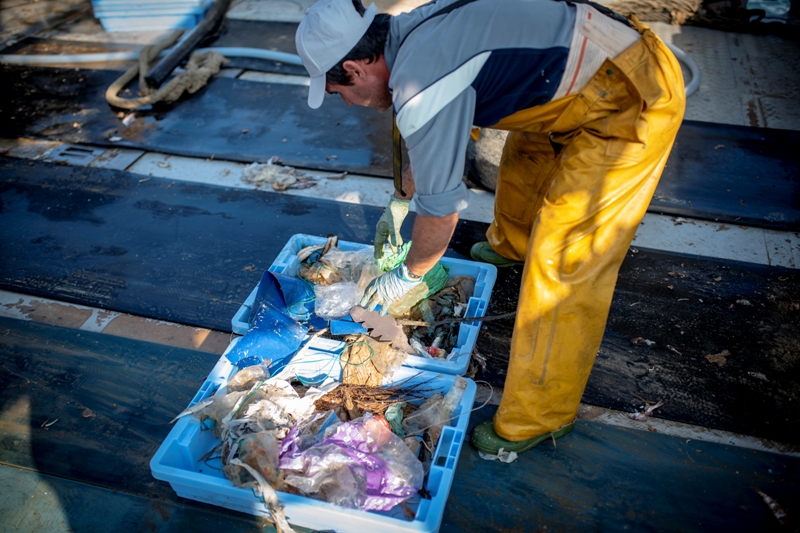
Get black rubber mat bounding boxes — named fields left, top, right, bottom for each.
left=0, top=157, right=385, bottom=331
left=0, top=316, right=221, bottom=502
left=0, top=316, right=273, bottom=526
left=0, top=467, right=272, bottom=533
left=1, top=158, right=798, bottom=443
left=1, top=317, right=796, bottom=533
left=655, top=121, right=800, bottom=230
left=456, top=236, right=800, bottom=445
left=0, top=64, right=393, bottom=176
left=1, top=63, right=799, bottom=229
left=448, top=406, right=799, bottom=533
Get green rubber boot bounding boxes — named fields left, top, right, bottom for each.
left=471, top=421, right=574, bottom=455
left=469, top=242, right=524, bottom=268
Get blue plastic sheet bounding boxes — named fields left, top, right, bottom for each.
left=253, top=271, right=315, bottom=323
left=329, top=317, right=368, bottom=336
left=227, top=271, right=310, bottom=370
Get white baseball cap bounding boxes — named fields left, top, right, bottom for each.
left=296, top=0, right=378, bottom=109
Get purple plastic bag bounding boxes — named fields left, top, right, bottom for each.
left=279, top=424, right=302, bottom=468
left=281, top=413, right=424, bottom=511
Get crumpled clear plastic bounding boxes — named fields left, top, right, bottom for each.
left=281, top=413, right=424, bottom=511
left=191, top=380, right=324, bottom=438
left=242, top=381, right=323, bottom=428
left=224, top=430, right=285, bottom=489
left=307, top=247, right=381, bottom=319
left=401, top=376, right=467, bottom=447
left=314, top=281, right=363, bottom=320
left=193, top=390, right=249, bottom=438
left=299, top=247, right=379, bottom=286
left=227, top=364, right=271, bottom=392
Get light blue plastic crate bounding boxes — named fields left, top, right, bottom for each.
left=92, top=1, right=210, bottom=15
left=231, top=234, right=497, bottom=375
left=93, top=0, right=211, bottom=31
left=150, top=337, right=476, bottom=533
left=91, top=0, right=210, bottom=8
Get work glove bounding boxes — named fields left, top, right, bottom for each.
left=360, top=262, right=422, bottom=315
left=374, top=196, right=410, bottom=260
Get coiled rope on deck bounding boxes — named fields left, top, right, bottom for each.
left=105, top=30, right=228, bottom=110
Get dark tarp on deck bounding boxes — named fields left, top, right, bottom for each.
left=0, top=316, right=796, bottom=533
left=0, top=64, right=393, bottom=176
left=1, top=158, right=798, bottom=444
left=1, top=63, right=799, bottom=230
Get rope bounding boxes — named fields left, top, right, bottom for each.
left=607, top=0, right=702, bottom=24
left=396, top=312, right=517, bottom=328
left=340, top=341, right=376, bottom=367
left=105, top=30, right=228, bottom=109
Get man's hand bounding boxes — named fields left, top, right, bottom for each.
left=360, top=262, right=421, bottom=314
left=374, top=195, right=410, bottom=259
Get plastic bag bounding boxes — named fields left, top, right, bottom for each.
left=302, top=247, right=381, bottom=318
left=314, top=281, right=362, bottom=320
left=242, top=381, right=322, bottom=428
left=238, top=430, right=284, bottom=485
left=401, top=376, right=467, bottom=447
left=282, top=413, right=424, bottom=511
left=228, top=364, right=271, bottom=392
left=321, top=247, right=377, bottom=285
left=279, top=410, right=342, bottom=471
left=192, top=390, right=249, bottom=438
left=225, top=430, right=285, bottom=489
left=299, top=246, right=377, bottom=287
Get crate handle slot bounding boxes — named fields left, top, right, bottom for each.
left=473, top=269, right=487, bottom=296
left=432, top=427, right=460, bottom=470
left=189, top=380, right=219, bottom=407
left=464, top=297, right=486, bottom=325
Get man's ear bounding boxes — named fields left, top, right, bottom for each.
left=342, top=59, right=367, bottom=82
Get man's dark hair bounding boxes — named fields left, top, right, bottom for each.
left=326, top=0, right=391, bottom=86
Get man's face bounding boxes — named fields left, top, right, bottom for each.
left=325, top=58, right=392, bottom=112
left=326, top=81, right=392, bottom=111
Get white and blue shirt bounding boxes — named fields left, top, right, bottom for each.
left=384, top=0, right=640, bottom=217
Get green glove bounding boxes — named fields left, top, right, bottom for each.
left=374, top=195, right=410, bottom=259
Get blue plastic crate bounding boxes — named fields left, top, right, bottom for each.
left=92, top=0, right=212, bottom=31
left=91, top=0, right=210, bottom=15
left=91, top=0, right=210, bottom=8
left=231, top=234, right=497, bottom=375
left=150, top=337, right=477, bottom=533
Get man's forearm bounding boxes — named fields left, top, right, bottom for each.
left=394, top=166, right=415, bottom=200
left=393, top=165, right=458, bottom=276
left=405, top=212, right=459, bottom=277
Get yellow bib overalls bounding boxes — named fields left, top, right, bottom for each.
left=486, top=16, right=686, bottom=440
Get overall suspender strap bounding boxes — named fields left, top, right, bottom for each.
left=392, top=115, right=404, bottom=196
left=554, top=0, right=633, bottom=27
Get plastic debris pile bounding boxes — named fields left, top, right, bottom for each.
left=173, top=369, right=468, bottom=531
left=241, top=157, right=318, bottom=191
left=297, top=235, right=475, bottom=358
left=297, top=236, right=381, bottom=319
left=406, top=276, right=476, bottom=359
